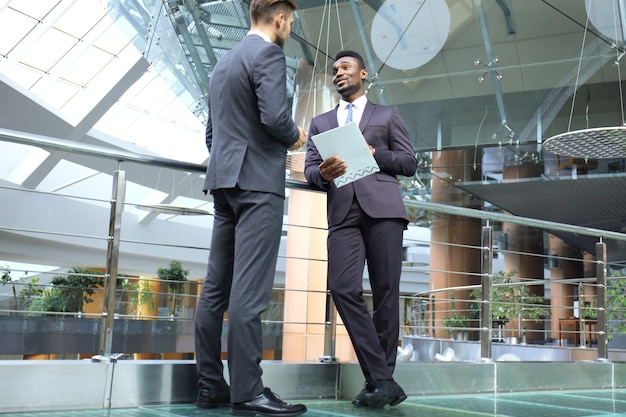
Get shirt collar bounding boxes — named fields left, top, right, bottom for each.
left=247, top=30, right=271, bottom=43
left=339, top=94, right=367, bottom=110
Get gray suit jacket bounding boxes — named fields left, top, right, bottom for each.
left=304, top=101, right=417, bottom=228
left=203, top=34, right=300, bottom=197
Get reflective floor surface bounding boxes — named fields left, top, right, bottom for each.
left=6, top=390, right=626, bottom=417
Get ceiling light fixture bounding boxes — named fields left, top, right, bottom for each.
left=544, top=0, right=626, bottom=159
left=474, top=57, right=503, bottom=83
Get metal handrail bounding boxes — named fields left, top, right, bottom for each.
left=4, top=126, right=625, bottom=243
left=403, top=199, right=626, bottom=244
left=0, top=127, right=319, bottom=192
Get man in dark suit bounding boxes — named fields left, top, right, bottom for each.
left=194, top=1, right=307, bottom=416
left=304, top=50, right=417, bottom=409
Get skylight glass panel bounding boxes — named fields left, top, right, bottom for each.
left=58, top=41, right=113, bottom=87
left=131, top=188, right=169, bottom=207
left=0, top=0, right=145, bottom=125
left=2, top=0, right=61, bottom=20
left=125, top=70, right=170, bottom=111
left=7, top=147, right=50, bottom=185
left=107, top=0, right=207, bottom=117
left=0, top=142, right=49, bottom=185
left=36, top=159, right=100, bottom=195
left=94, top=66, right=206, bottom=163
left=125, top=184, right=174, bottom=219
left=30, top=75, right=81, bottom=111
left=117, top=110, right=206, bottom=162
left=92, top=17, right=135, bottom=53
left=61, top=43, right=144, bottom=122
left=16, top=27, right=76, bottom=74
left=0, top=64, right=42, bottom=92
left=94, top=104, right=144, bottom=138
left=0, top=5, right=35, bottom=57
left=57, top=172, right=115, bottom=207
left=160, top=98, right=200, bottom=126
left=53, top=0, right=104, bottom=39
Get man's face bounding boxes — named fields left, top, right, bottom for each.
left=275, top=11, right=294, bottom=49
left=332, top=56, right=367, bottom=98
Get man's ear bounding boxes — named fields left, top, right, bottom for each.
left=361, top=69, right=368, bottom=80
left=275, top=13, right=285, bottom=29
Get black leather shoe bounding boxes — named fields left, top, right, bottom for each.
left=231, top=387, right=307, bottom=416
left=363, top=379, right=407, bottom=408
left=351, top=383, right=373, bottom=406
left=196, top=385, right=231, bottom=409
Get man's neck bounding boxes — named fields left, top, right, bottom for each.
left=249, top=25, right=275, bottom=44
left=342, top=93, right=366, bottom=104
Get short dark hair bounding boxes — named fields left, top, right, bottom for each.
left=334, top=50, right=366, bottom=70
left=250, top=0, right=298, bottom=24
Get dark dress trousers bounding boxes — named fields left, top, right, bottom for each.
left=195, top=34, right=300, bottom=403
left=304, top=101, right=417, bottom=383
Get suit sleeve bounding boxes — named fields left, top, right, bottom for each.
left=304, top=118, right=331, bottom=191
left=373, top=106, right=417, bottom=177
left=253, top=44, right=300, bottom=148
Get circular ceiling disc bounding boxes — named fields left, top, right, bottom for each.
left=543, top=126, right=626, bottom=159
left=370, top=0, right=450, bottom=70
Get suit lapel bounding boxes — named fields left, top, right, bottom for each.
left=328, top=105, right=340, bottom=129
left=359, top=101, right=374, bottom=131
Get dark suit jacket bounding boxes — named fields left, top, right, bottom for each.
left=203, top=34, right=300, bottom=197
left=304, top=101, right=417, bottom=227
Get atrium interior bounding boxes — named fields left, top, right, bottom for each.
left=1, top=0, right=626, bottom=415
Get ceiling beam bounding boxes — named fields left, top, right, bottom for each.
left=473, top=0, right=513, bottom=140
left=495, top=0, right=515, bottom=34
left=22, top=57, right=150, bottom=189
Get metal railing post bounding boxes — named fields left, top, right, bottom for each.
left=596, top=240, right=608, bottom=360
left=322, top=289, right=338, bottom=363
left=99, top=168, right=126, bottom=357
left=578, top=282, right=586, bottom=348
left=480, top=223, right=493, bottom=360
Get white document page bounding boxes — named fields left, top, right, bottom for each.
left=310, top=122, right=380, bottom=187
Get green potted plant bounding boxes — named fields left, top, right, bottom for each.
left=19, top=267, right=102, bottom=315
left=0, top=265, right=18, bottom=311
left=606, top=268, right=626, bottom=340
left=470, top=270, right=548, bottom=341
left=157, top=260, right=189, bottom=316
left=443, top=313, right=470, bottom=339
left=47, top=267, right=104, bottom=313
left=26, top=287, right=70, bottom=315
left=443, top=294, right=472, bottom=340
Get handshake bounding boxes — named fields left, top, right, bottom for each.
left=288, top=127, right=308, bottom=152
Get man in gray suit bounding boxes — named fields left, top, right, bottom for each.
left=194, top=0, right=307, bottom=416
left=304, top=50, right=417, bottom=409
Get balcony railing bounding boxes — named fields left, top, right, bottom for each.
left=2, top=127, right=626, bottom=362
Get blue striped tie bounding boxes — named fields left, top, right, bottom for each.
left=345, top=103, right=354, bottom=125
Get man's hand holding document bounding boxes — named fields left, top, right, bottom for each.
left=311, top=122, right=379, bottom=187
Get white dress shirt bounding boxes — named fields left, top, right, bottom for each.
left=337, top=95, right=367, bottom=126
left=247, top=29, right=270, bottom=43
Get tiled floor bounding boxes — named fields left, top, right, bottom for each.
left=6, top=390, right=626, bottom=416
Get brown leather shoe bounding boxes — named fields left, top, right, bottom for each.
left=363, top=379, right=407, bottom=408
left=231, top=387, right=307, bottom=416
left=196, top=385, right=230, bottom=409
